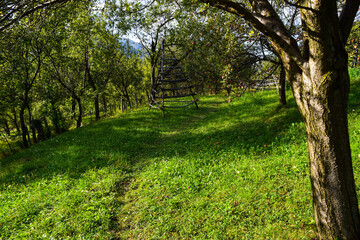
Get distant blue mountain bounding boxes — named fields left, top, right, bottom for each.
left=120, top=38, right=144, bottom=51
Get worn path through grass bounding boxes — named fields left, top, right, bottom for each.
left=114, top=92, right=318, bottom=239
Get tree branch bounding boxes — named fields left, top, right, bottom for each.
left=282, top=0, right=318, bottom=13
left=339, top=0, right=360, bottom=43
left=0, top=0, right=69, bottom=32
left=200, top=0, right=306, bottom=74
left=119, top=0, right=156, bottom=14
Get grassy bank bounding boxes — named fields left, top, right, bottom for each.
left=2, top=74, right=360, bottom=239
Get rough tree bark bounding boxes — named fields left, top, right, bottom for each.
left=200, top=0, right=360, bottom=238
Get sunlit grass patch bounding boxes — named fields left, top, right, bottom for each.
left=2, top=81, right=360, bottom=239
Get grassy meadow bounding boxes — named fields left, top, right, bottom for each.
left=1, top=69, right=360, bottom=239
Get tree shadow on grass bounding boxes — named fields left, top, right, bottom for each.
left=158, top=95, right=304, bottom=161
left=348, top=79, right=360, bottom=113
left=3, top=77, right=360, bottom=188
left=0, top=93, right=304, bottom=187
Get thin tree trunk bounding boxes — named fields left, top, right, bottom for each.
left=1, top=133, right=13, bottom=154
left=27, top=103, right=37, bottom=143
left=19, top=102, right=29, bottom=148
left=11, top=107, right=20, bottom=133
left=278, top=64, right=287, bottom=105
left=102, top=95, right=107, bottom=117
left=94, top=93, right=100, bottom=120
left=134, top=93, right=139, bottom=108
left=122, top=82, right=132, bottom=108
left=85, top=46, right=100, bottom=121
left=1, top=118, right=11, bottom=136
left=43, top=117, right=51, bottom=139
left=146, top=90, right=150, bottom=103
left=71, top=96, right=76, bottom=120
left=75, top=96, right=82, bottom=128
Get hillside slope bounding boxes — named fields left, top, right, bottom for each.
left=1, top=78, right=360, bottom=239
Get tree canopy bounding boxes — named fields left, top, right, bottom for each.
left=0, top=0, right=359, bottom=238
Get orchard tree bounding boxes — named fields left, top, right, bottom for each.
left=0, top=25, right=43, bottom=148
left=0, top=0, right=70, bottom=32
left=110, top=47, right=144, bottom=109
left=117, top=0, right=186, bottom=104
left=180, top=0, right=360, bottom=238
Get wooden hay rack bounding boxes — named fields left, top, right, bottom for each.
left=149, top=39, right=198, bottom=117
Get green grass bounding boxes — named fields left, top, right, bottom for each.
left=349, top=67, right=360, bottom=80
left=2, top=78, right=360, bottom=239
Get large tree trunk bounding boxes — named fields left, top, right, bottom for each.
left=199, top=0, right=360, bottom=238
left=295, top=4, right=360, bottom=238
left=291, top=68, right=360, bottom=239
left=284, top=10, right=360, bottom=237
left=266, top=2, right=360, bottom=238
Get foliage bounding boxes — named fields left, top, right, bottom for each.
left=0, top=0, right=148, bottom=153
left=346, top=21, right=360, bottom=68
left=177, top=10, right=258, bottom=95
left=349, top=68, right=360, bottom=81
